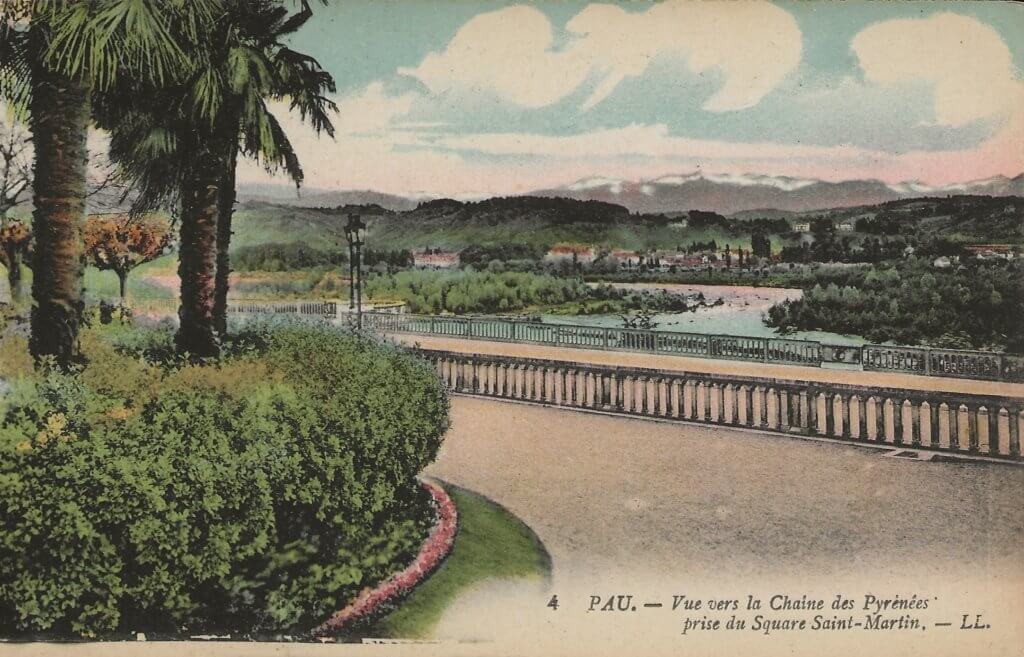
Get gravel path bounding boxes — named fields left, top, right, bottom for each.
left=429, top=397, right=1024, bottom=579
left=423, top=396, right=1024, bottom=655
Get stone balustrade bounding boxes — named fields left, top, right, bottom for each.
left=418, top=349, right=1024, bottom=461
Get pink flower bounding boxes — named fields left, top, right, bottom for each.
left=312, top=479, right=459, bottom=637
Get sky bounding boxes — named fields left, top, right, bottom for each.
left=236, top=0, right=1024, bottom=198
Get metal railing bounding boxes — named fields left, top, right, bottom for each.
left=420, top=349, right=1024, bottom=461
left=863, top=345, right=1024, bottom=382
left=363, top=312, right=834, bottom=369
left=364, top=312, right=1023, bottom=382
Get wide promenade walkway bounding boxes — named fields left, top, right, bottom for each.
left=423, top=396, right=1024, bottom=656
left=390, top=333, right=1024, bottom=398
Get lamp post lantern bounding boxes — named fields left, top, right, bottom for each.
left=345, top=214, right=367, bottom=329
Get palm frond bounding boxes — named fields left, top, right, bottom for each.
left=45, top=0, right=228, bottom=89
left=242, top=98, right=302, bottom=185
left=0, top=23, right=31, bottom=119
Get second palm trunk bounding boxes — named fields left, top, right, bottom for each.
left=176, top=150, right=225, bottom=358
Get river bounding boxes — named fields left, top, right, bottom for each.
left=540, top=282, right=865, bottom=346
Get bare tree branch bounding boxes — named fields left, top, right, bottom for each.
left=0, top=118, right=32, bottom=217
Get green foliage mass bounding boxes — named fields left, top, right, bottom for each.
left=232, top=242, right=348, bottom=272
left=0, top=320, right=449, bottom=636
left=365, top=270, right=702, bottom=317
left=365, top=270, right=592, bottom=315
left=765, top=259, right=1024, bottom=352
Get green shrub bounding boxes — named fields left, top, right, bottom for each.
left=0, top=321, right=449, bottom=636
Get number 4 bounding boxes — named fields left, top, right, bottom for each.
left=547, top=595, right=559, bottom=611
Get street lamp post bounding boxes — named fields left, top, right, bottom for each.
left=345, top=214, right=366, bottom=329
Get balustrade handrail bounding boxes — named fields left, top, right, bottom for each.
left=414, top=348, right=1024, bottom=407
left=417, top=348, right=1024, bottom=461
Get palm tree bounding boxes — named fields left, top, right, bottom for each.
left=211, top=0, right=336, bottom=336
left=0, top=0, right=223, bottom=367
left=101, top=0, right=336, bottom=354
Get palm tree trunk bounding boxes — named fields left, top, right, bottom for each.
left=28, top=33, right=91, bottom=367
left=213, top=142, right=238, bottom=336
left=176, top=151, right=223, bottom=358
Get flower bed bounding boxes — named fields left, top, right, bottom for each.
left=312, top=479, right=459, bottom=638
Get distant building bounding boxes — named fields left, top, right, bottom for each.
left=658, top=253, right=694, bottom=268
left=932, top=256, right=954, bottom=269
left=609, top=249, right=641, bottom=270
left=669, top=218, right=689, bottom=229
left=964, top=244, right=1015, bottom=260
left=544, top=245, right=597, bottom=264
left=413, top=249, right=459, bottom=268
left=792, top=221, right=811, bottom=232
left=837, top=221, right=855, bottom=232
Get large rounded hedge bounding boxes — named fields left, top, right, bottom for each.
left=0, top=319, right=449, bottom=636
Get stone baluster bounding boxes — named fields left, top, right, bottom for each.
left=757, top=387, right=768, bottom=429
left=794, top=388, right=811, bottom=429
left=987, top=406, right=1000, bottom=455
left=695, top=382, right=706, bottom=421
left=927, top=401, right=939, bottom=447
left=846, top=395, right=859, bottom=439
left=1010, top=408, right=1021, bottom=457
left=684, top=381, right=695, bottom=419
left=977, top=406, right=990, bottom=454
left=723, top=385, right=736, bottom=425
left=910, top=400, right=921, bottom=446
left=967, top=404, right=978, bottom=452
left=806, top=390, right=818, bottom=435
left=881, top=398, right=894, bottom=443
left=709, top=383, right=721, bottom=423
left=779, top=388, right=791, bottom=431
left=949, top=403, right=960, bottom=449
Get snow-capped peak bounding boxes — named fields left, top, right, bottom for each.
left=887, top=175, right=1015, bottom=195
left=567, top=177, right=625, bottom=193
left=886, top=181, right=937, bottom=194
left=650, top=171, right=817, bottom=192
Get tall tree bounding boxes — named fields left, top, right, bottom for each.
left=24, top=20, right=92, bottom=365
left=102, top=0, right=336, bottom=353
left=1, top=0, right=223, bottom=367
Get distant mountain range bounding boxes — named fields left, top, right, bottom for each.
left=236, top=183, right=422, bottom=212
left=530, top=172, right=1024, bottom=215
left=237, top=172, right=1024, bottom=216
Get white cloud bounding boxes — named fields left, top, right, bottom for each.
left=852, top=13, right=1023, bottom=127
left=236, top=9, right=1024, bottom=198
left=333, top=81, right=417, bottom=136
left=566, top=1, right=802, bottom=111
left=398, top=1, right=802, bottom=112
left=398, top=6, right=589, bottom=109
left=425, top=123, right=881, bottom=162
